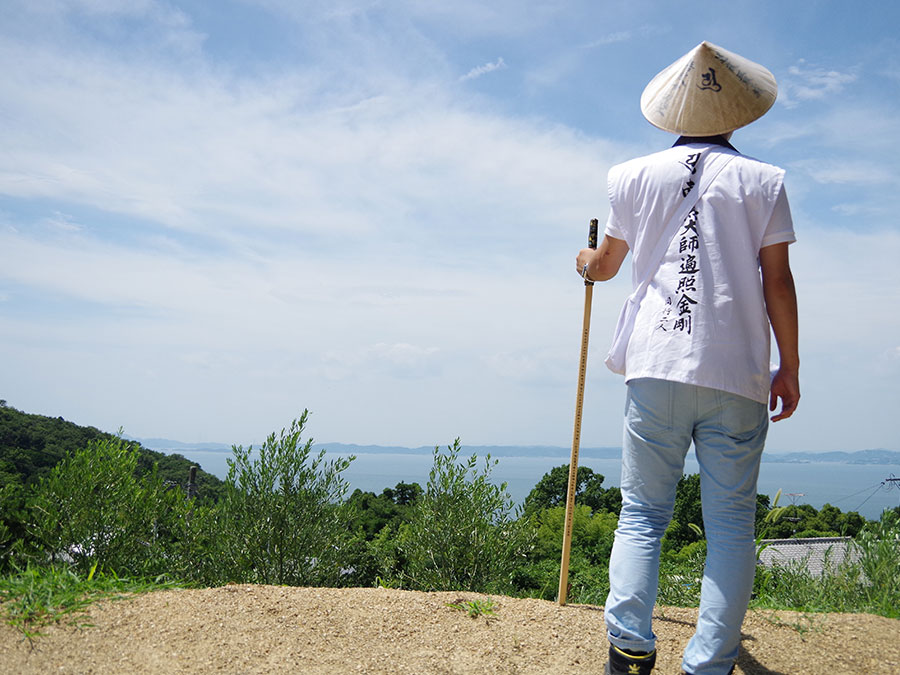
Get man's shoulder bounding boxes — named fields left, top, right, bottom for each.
left=610, top=144, right=783, bottom=182
left=608, top=145, right=693, bottom=190
left=611, top=145, right=683, bottom=172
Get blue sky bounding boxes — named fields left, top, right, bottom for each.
left=1, top=0, right=898, bottom=453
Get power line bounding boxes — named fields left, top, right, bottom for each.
left=828, top=481, right=889, bottom=505
left=852, top=483, right=890, bottom=514
left=850, top=476, right=899, bottom=514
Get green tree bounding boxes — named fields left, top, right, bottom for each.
left=662, top=473, right=704, bottom=553
left=523, top=464, right=621, bottom=517
left=347, top=482, right=422, bottom=539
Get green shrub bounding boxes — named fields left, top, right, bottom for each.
left=566, top=553, right=611, bottom=605
left=26, top=436, right=192, bottom=577
left=657, top=541, right=706, bottom=607
left=530, top=505, right=617, bottom=565
left=853, top=510, right=900, bottom=616
left=194, top=411, right=356, bottom=587
left=391, top=440, right=533, bottom=593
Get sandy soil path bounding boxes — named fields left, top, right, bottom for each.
left=2, top=585, right=898, bottom=674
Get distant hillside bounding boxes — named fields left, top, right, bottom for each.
left=762, top=449, right=900, bottom=465
left=135, top=436, right=900, bottom=466
left=0, top=403, right=225, bottom=502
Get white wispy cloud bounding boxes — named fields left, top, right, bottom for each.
left=581, top=25, right=668, bottom=49
left=585, top=30, right=632, bottom=47
left=459, top=57, right=507, bottom=82
left=0, top=29, right=615, bottom=259
left=779, top=60, right=858, bottom=109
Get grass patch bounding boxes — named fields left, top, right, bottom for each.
left=447, top=597, right=497, bottom=618
left=0, top=563, right=185, bottom=643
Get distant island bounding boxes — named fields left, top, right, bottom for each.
left=310, top=443, right=623, bottom=459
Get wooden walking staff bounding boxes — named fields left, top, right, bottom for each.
left=558, top=218, right=598, bottom=606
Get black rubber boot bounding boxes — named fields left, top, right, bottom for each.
left=605, top=644, right=657, bottom=674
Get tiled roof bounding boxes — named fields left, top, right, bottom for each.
left=757, top=537, right=859, bottom=577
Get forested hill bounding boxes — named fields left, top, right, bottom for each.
left=0, top=402, right=224, bottom=502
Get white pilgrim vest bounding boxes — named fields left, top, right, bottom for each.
left=604, top=142, right=795, bottom=404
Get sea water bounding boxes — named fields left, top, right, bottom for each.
left=172, top=448, right=899, bottom=521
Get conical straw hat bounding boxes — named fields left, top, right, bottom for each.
left=640, top=41, right=777, bottom=136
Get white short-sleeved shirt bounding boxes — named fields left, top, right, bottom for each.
left=605, top=141, right=795, bottom=404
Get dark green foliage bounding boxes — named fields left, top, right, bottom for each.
left=585, top=481, right=623, bottom=516
left=658, top=540, right=706, bottom=606
left=511, top=463, right=622, bottom=602
left=346, top=482, right=422, bottom=539
left=855, top=510, right=900, bottom=612
left=761, top=500, right=867, bottom=539
left=135, top=449, right=225, bottom=504
left=531, top=505, right=618, bottom=566
left=342, top=482, right=423, bottom=586
left=0, top=404, right=106, bottom=490
left=754, top=492, right=771, bottom=533
left=0, top=483, right=27, bottom=568
left=0, top=404, right=224, bottom=573
left=522, top=464, right=621, bottom=517
left=661, top=473, right=703, bottom=553
left=0, top=403, right=223, bottom=507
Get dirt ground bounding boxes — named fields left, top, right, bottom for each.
left=1, top=585, right=898, bottom=674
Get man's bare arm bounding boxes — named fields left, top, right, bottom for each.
left=576, top=234, right=629, bottom=281
left=760, top=242, right=800, bottom=422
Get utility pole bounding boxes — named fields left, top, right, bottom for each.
left=187, top=465, right=198, bottom=499
left=885, top=477, right=900, bottom=511
left=784, top=492, right=805, bottom=535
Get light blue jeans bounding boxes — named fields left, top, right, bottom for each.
left=605, top=378, right=768, bottom=675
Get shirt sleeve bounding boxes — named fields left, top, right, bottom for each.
left=604, top=211, right=627, bottom=241
left=760, top=186, right=796, bottom=248
left=604, top=165, right=629, bottom=242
